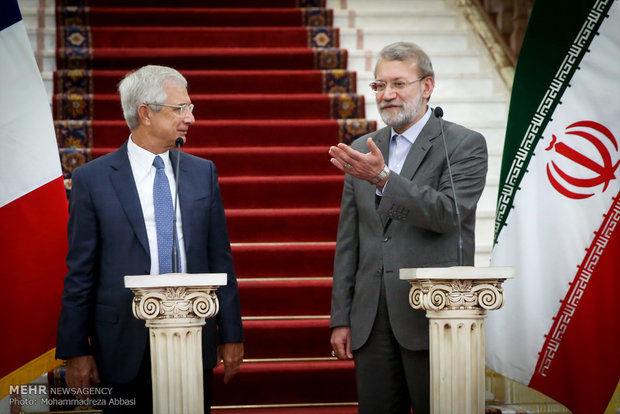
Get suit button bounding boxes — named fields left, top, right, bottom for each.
left=383, top=236, right=390, bottom=242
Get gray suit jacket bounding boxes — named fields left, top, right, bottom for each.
left=330, top=110, right=488, bottom=351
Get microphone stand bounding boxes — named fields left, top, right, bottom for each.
left=171, top=137, right=184, bottom=273
left=435, top=107, right=464, bottom=266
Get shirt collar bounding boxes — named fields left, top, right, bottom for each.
left=127, top=135, right=171, bottom=177
left=391, top=106, right=432, bottom=144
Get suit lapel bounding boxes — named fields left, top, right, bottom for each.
left=376, top=127, right=391, bottom=165
left=372, top=128, right=391, bottom=229
left=109, top=142, right=150, bottom=256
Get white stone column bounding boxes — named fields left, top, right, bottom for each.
left=400, top=267, right=513, bottom=414
left=125, top=273, right=226, bottom=414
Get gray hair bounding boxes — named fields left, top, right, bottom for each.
left=118, top=65, right=188, bottom=130
left=375, top=42, right=435, bottom=79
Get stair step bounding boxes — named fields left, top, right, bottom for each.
left=19, top=6, right=56, bottom=29
left=232, top=243, right=335, bottom=279
left=86, top=0, right=326, bottom=9
left=226, top=208, right=339, bottom=243
left=365, top=95, right=508, bottom=127
left=340, top=28, right=473, bottom=52
left=221, top=176, right=343, bottom=209
left=196, top=146, right=334, bottom=177
left=90, top=146, right=338, bottom=177
left=85, top=27, right=339, bottom=49
left=56, top=47, right=348, bottom=71
left=86, top=0, right=325, bottom=7
left=478, top=182, right=500, bottom=218
left=58, top=93, right=365, bottom=121
left=238, top=279, right=332, bottom=317
left=243, top=318, right=331, bottom=359
left=333, top=9, right=460, bottom=30
left=71, top=119, right=374, bottom=148
left=56, top=69, right=357, bottom=95
left=82, top=7, right=333, bottom=27
left=348, top=49, right=484, bottom=74
left=327, top=0, right=450, bottom=11
left=356, top=70, right=504, bottom=98
left=212, top=360, right=356, bottom=406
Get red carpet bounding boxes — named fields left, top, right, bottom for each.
left=83, top=27, right=339, bottom=48
left=231, top=243, right=335, bottom=278
left=56, top=119, right=372, bottom=148
left=55, top=69, right=357, bottom=94
left=57, top=47, right=348, bottom=70
left=242, top=319, right=332, bottom=359
left=54, top=1, right=377, bottom=411
left=84, top=7, right=333, bottom=28
left=55, top=93, right=365, bottom=120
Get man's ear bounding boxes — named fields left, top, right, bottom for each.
left=422, top=76, right=435, bottom=100
left=137, top=104, right=151, bottom=126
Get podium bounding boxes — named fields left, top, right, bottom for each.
left=400, top=266, right=513, bottom=414
left=124, top=273, right=226, bottom=414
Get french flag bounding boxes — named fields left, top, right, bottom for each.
left=0, top=0, right=68, bottom=389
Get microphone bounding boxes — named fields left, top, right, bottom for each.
left=171, top=137, right=184, bottom=273
left=434, top=107, right=464, bottom=266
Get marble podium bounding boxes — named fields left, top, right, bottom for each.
left=124, top=273, right=226, bottom=414
left=400, top=266, right=513, bottom=414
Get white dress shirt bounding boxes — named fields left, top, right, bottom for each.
left=127, top=136, right=187, bottom=274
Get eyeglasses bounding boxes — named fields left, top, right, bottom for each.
left=145, top=102, right=195, bottom=116
left=369, top=78, right=424, bottom=93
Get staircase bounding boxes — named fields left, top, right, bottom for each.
left=48, top=0, right=365, bottom=412
left=16, top=0, right=510, bottom=412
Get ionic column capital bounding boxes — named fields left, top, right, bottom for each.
left=130, top=286, right=220, bottom=320
left=401, top=266, right=513, bottom=312
left=408, top=278, right=506, bottom=311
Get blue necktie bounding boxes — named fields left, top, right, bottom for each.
left=152, top=155, right=176, bottom=274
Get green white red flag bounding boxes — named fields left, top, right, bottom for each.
left=486, top=1, right=620, bottom=412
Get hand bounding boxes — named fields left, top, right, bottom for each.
left=217, top=342, right=244, bottom=384
left=329, top=138, right=386, bottom=184
left=330, top=326, right=353, bottom=360
left=65, top=355, right=100, bottom=398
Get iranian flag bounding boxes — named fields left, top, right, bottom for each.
left=0, top=0, right=68, bottom=395
left=486, top=0, right=620, bottom=413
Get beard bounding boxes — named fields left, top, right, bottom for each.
left=378, top=94, right=424, bottom=130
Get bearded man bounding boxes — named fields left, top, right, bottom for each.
left=328, top=42, right=488, bottom=414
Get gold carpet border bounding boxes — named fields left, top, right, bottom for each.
left=301, top=7, right=333, bottom=27
left=0, top=348, right=63, bottom=399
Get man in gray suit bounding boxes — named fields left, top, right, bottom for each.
left=329, top=42, right=488, bottom=413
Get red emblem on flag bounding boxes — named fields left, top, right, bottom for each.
left=545, top=120, right=619, bottom=199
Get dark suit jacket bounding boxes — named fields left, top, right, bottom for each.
left=330, top=111, right=488, bottom=351
left=56, top=141, right=243, bottom=384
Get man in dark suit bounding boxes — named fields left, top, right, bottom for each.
left=328, top=42, right=488, bottom=413
left=56, top=65, right=244, bottom=413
